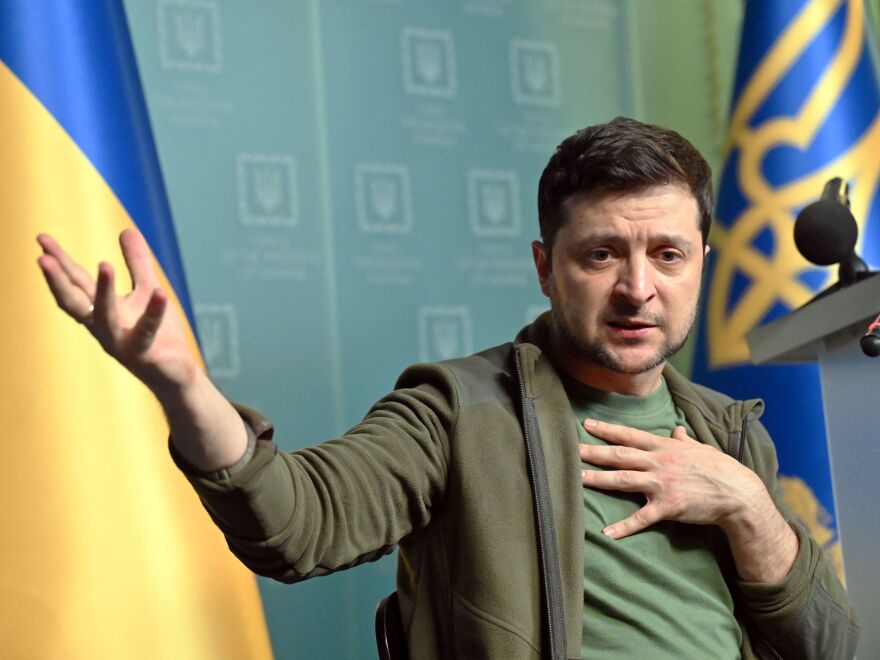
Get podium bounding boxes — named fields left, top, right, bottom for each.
left=748, top=274, right=880, bottom=655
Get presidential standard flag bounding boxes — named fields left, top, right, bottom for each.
left=0, top=2, right=272, bottom=657
left=693, top=0, right=880, bottom=581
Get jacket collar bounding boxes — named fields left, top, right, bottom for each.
left=512, top=312, right=564, bottom=400
left=512, top=313, right=764, bottom=433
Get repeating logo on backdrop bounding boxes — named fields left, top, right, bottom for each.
left=195, top=304, right=240, bottom=378
left=157, top=0, right=223, bottom=73
left=509, top=39, right=561, bottom=107
left=355, top=163, right=413, bottom=234
left=236, top=153, right=299, bottom=227
left=401, top=27, right=457, bottom=98
left=418, top=307, right=473, bottom=362
left=467, top=170, right=521, bottom=238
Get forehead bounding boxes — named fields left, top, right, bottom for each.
left=560, top=184, right=701, bottom=240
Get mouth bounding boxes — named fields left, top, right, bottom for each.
left=607, top=318, right=656, bottom=329
left=606, top=319, right=657, bottom=339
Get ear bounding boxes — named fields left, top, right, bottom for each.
left=532, top=241, right=552, bottom=297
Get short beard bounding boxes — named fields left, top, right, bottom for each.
left=550, top=301, right=697, bottom=375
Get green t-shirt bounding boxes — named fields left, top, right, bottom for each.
left=562, top=374, right=742, bottom=659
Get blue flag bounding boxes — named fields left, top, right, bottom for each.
left=693, top=0, right=880, bottom=582
left=0, top=1, right=270, bottom=656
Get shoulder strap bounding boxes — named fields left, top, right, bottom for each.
left=513, top=349, right=567, bottom=660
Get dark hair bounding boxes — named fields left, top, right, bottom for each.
left=537, top=117, right=713, bottom=259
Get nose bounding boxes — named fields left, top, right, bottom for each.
left=613, top=255, right=656, bottom=307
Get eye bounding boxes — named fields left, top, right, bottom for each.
left=656, top=249, right=683, bottom=263
left=589, top=248, right=614, bottom=263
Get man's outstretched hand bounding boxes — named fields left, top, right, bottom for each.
left=36, top=229, right=247, bottom=471
left=36, top=228, right=197, bottom=396
left=580, top=419, right=798, bottom=584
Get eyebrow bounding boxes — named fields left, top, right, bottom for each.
left=649, top=234, right=693, bottom=250
left=578, top=233, right=694, bottom=252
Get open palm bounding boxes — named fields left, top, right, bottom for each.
left=37, top=228, right=199, bottom=397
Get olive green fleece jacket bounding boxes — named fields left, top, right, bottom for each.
left=174, top=318, right=859, bottom=659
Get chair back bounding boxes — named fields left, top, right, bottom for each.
left=375, top=591, right=409, bottom=660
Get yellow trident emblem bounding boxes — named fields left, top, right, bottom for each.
left=708, top=0, right=880, bottom=367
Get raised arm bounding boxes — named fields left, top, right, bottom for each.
left=37, top=228, right=247, bottom=471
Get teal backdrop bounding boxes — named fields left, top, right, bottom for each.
left=121, top=1, right=742, bottom=657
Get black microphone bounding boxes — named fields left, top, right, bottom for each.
left=796, top=178, right=879, bottom=356
left=861, top=313, right=880, bottom=357
left=793, top=178, right=858, bottom=266
left=794, top=177, right=870, bottom=298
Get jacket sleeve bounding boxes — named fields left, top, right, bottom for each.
left=736, top=419, right=859, bottom=660
left=169, top=363, right=457, bottom=583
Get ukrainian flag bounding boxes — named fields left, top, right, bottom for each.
left=0, top=2, right=271, bottom=657
left=693, top=0, right=880, bottom=582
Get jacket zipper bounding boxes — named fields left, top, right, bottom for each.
left=513, top=348, right=565, bottom=660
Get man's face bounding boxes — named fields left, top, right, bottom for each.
left=533, top=184, right=707, bottom=377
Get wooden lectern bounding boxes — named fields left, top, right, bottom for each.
left=747, top=274, right=880, bottom=656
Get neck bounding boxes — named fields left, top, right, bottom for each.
left=548, top=328, right=665, bottom=397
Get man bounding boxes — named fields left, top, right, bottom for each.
left=38, top=118, right=858, bottom=658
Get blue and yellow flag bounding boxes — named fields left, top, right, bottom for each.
left=0, top=2, right=271, bottom=657
left=694, top=0, right=880, bottom=581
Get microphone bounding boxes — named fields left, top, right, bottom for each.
left=796, top=178, right=879, bottom=357
left=793, top=178, right=858, bottom=266
left=861, top=313, right=880, bottom=357
left=793, top=177, right=869, bottom=297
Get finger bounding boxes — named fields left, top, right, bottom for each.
left=92, top=262, right=120, bottom=339
left=581, top=468, right=656, bottom=493
left=119, top=228, right=158, bottom=293
left=36, top=233, right=97, bottom=298
left=579, top=443, right=651, bottom=470
left=37, top=254, right=94, bottom=320
left=583, top=418, right=658, bottom=450
left=671, top=425, right=695, bottom=443
left=124, top=288, right=167, bottom=354
left=602, top=503, right=663, bottom=539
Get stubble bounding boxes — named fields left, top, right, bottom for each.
left=550, top=296, right=700, bottom=375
